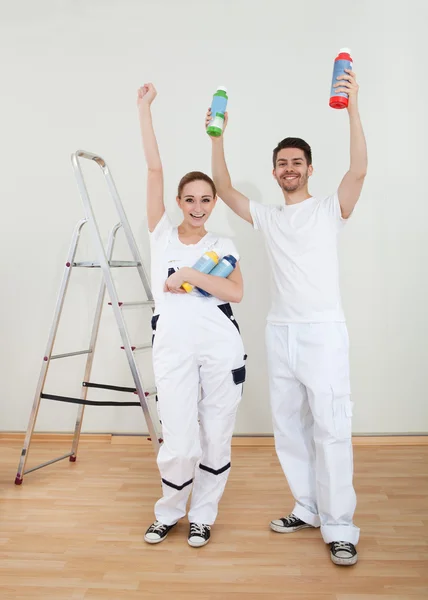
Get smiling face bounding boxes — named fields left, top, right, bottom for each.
left=176, top=179, right=217, bottom=228
left=273, top=148, right=313, bottom=193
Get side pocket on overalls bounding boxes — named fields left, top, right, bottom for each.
left=331, top=380, right=353, bottom=441
left=232, top=354, right=247, bottom=385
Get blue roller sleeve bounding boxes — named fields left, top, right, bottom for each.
left=196, top=255, right=237, bottom=297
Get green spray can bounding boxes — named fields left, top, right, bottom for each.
left=206, top=86, right=228, bottom=137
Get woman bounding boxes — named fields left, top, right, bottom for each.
left=137, top=83, right=246, bottom=547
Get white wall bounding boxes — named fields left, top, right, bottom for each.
left=1, top=0, right=427, bottom=435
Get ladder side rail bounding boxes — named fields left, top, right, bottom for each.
left=15, top=219, right=87, bottom=483
left=70, top=222, right=122, bottom=460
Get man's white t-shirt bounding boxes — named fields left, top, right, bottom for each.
left=249, top=193, right=347, bottom=324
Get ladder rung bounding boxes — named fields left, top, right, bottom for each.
left=121, top=343, right=152, bottom=352
left=73, top=261, right=141, bottom=268
left=108, top=301, right=154, bottom=308
left=41, top=393, right=141, bottom=407
left=51, top=350, right=92, bottom=360
left=110, top=261, right=141, bottom=267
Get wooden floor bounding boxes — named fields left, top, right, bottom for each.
left=1, top=439, right=427, bottom=600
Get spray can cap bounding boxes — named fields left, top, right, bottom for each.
left=223, top=254, right=237, bottom=268
left=217, top=86, right=227, bottom=93
left=204, top=250, right=219, bottom=264
left=339, top=47, right=351, bottom=55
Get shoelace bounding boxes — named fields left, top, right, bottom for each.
left=149, top=521, right=168, bottom=534
left=331, top=541, right=354, bottom=553
left=283, top=514, right=300, bottom=525
left=190, top=523, right=211, bottom=536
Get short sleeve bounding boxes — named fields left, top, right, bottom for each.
left=249, top=199, right=274, bottom=231
left=218, top=237, right=240, bottom=262
left=148, top=211, right=174, bottom=244
left=321, top=192, right=348, bottom=228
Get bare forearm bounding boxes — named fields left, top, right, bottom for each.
left=139, top=105, right=162, bottom=171
left=183, top=268, right=243, bottom=303
left=211, top=138, right=232, bottom=193
left=210, top=138, right=252, bottom=224
left=348, top=108, right=367, bottom=178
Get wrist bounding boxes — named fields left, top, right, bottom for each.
left=139, top=103, right=152, bottom=114
left=181, top=267, right=192, bottom=280
left=210, top=135, right=224, bottom=145
left=347, top=102, right=359, bottom=118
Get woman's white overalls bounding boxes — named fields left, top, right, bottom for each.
left=149, top=213, right=246, bottom=525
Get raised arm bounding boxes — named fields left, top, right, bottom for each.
left=206, top=110, right=253, bottom=225
left=137, top=83, right=165, bottom=232
left=336, top=70, right=368, bottom=219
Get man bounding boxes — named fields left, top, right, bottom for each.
left=207, top=69, right=367, bottom=565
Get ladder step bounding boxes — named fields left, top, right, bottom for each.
left=108, top=301, right=155, bottom=308
left=120, top=343, right=152, bottom=352
left=73, top=261, right=141, bottom=268
left=50, top=350, right=92, bottom=360
left=41, top=393, right=141, bottom=407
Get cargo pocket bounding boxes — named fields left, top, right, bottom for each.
left=331, top=382, right=353, bottom=441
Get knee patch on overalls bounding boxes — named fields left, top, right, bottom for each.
left=199, top=462, right=231, bottom=476
left=161, top=476, right=193, bottom=491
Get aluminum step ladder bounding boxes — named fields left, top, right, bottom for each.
left=15, top=150, right=161, bottom=485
